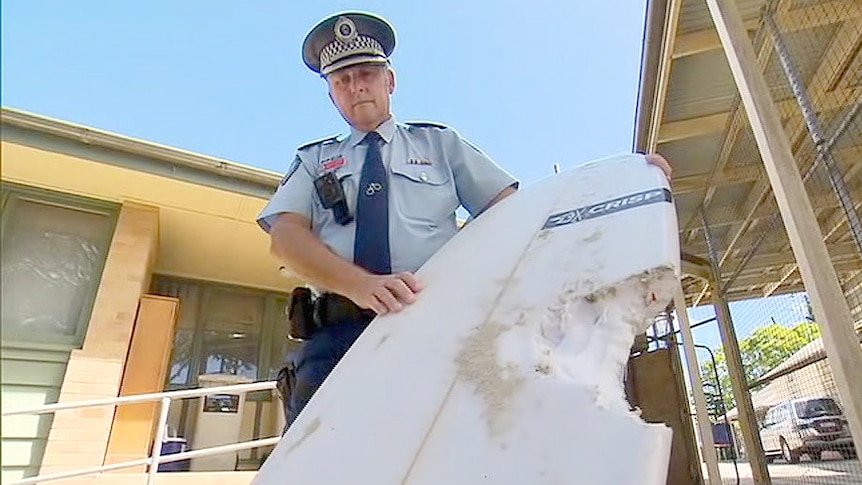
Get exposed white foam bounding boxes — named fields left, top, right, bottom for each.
left=493, top=267, right=679, bottom=417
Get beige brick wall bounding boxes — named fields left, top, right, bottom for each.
left=39, top=203, right=159, bottom=475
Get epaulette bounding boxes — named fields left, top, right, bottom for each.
left=297, top=134, right=341, bottom=151
left=404, top=121, right=450, bottom=130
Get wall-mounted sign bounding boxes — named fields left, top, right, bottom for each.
left=203, top=393, right=240, bottom=413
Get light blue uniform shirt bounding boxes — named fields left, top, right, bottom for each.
left=257, top=116, right=518, bottom=274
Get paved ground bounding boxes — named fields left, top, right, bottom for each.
left=712, top=452, right=861, bottom=485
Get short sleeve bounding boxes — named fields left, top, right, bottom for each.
left=256, top=154, right=316, bottom=233
left=443, top=130, right=518, bottom=216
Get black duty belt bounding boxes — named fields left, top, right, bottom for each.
left=288, top=290, right=375, bottom=341
left=314, top=293, right=376, bottom=328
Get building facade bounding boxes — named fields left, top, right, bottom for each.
left=1, top=108, right=302, bottom=483
left=1, top=107, right=705, bottom=484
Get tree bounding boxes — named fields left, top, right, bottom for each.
left=700, top=350, right=729, bottom=416
left=699, top=322, right=821, bottom=415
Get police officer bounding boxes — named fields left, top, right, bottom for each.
left=258, top=11, right=671, bottom=428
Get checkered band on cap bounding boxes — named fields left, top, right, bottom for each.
left=319, top=35, right=385, bottom=74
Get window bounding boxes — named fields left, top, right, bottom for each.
left=763, top=408, right=777, bottom=426
left=776, top=404, right=791, bottom=423
left=200, top=289, right=263, bottom=380
left=795, top=398, right=842, bottom=419
left=151, top=276, right=295, bottom=388
left=151, top=276, right=296, bottom=469
left=1, top=183, right=118, bottom=348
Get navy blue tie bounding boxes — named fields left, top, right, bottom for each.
left=354, top=131, right=391, bottom=274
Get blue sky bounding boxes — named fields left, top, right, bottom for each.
left=2, top=1, right=811, bottom=353
left=2, top=0, right=649, bottom=186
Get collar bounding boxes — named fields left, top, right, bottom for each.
left=348, top=115, right=396, bottom=147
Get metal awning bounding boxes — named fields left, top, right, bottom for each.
left=634, top=0, right=861, bottom=306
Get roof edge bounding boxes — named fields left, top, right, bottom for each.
left=1, top=107, right=282, bottom=187
left=632, top=0, right=669, bottom=152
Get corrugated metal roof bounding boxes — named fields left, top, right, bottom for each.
left=657, top=132, right=725, bottom=176
left=635, top=0, right=862, bottom=306
left=664, top=51, right=737, bottom=122
left=678, top=0, right=766, bottom=34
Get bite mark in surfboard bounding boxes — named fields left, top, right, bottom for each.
left=531, top=266, right=678, bottom=414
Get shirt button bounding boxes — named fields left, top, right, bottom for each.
left=420, top=172, right=429, bottom=182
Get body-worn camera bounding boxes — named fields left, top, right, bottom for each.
left=314, top=172, right=353, bottom=225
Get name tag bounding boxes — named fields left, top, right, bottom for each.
left=320, top=156, right=347, bottom=172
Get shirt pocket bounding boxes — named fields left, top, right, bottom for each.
left=390, top=164, right=458, bottom=224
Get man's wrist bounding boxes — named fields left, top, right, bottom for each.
left=331, top=266, right=372, bottom=302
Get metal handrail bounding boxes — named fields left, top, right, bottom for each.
left=10, top=437, right=282, bottom=485
left=3, top=380, right=281, bottom=485
left=1, top=380, right=277, bottom=416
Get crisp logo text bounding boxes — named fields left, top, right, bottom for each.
left=543, top=188, right=672, bottom=229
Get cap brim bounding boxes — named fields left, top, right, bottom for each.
left=321, top=55, right=388, bottom=76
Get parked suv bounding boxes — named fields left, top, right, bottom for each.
left=760, top=397, right=856, bottom=463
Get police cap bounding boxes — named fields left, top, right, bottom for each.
left=302, top=11, right=396, bottom=76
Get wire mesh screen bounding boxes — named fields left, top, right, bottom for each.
left=673, top=0, right=862, bottom=483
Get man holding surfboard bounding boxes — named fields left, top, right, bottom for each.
left=256, top=11, right=672, bottom=427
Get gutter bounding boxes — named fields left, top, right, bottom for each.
left=1, top=107, right=282, bottom=188
left=632, top=0, right=669, bottom=152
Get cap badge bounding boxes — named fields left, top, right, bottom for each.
left=334, top=17, right=358, bottom=43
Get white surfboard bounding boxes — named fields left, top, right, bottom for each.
left=254, top=154, right=680, bottom=485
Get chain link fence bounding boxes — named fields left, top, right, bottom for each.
left=676, top=0, right=861, bottom=483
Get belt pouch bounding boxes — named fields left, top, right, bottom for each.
left=288, top=287, right=316, bottom=341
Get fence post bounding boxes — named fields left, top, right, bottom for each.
left=147, top=397, right=172, bottom=485
left=700, top=206, right=771, bottom=483
left=674, top=287, right=722, bottom=485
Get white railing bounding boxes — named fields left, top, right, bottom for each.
left=1, top=381, right=281, bottom=485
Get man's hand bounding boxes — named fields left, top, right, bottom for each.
left=270, top=213, right=426, bottom=316
left=345, top=272, right=425, bottom=316
left=645, top=153, right=672, bottom=180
